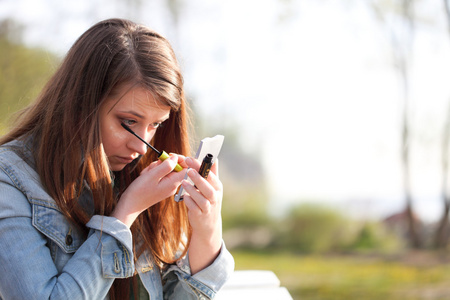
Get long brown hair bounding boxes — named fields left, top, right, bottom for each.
left=1, top=18, right=191, bottom=298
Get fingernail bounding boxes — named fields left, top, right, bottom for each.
left=185, top=157, right=193, bottom=164
left=187, top=169, right=195, bottom=178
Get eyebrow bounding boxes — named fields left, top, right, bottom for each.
left=120, top=110, right=171, bottom=123
left=120, top=110, right=146, bottom=120
left=158, top=114, right=171, bottom=123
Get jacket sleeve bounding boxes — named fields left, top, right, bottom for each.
left=161, top=242, right=235, bottom=300
left=0, top=172, right=135, bottom=300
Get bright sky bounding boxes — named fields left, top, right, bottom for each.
left=3, top=0, right=450, bottom=221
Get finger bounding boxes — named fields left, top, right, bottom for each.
left=187, top=158, right=222, bottom=195
left=140, top=159, right=162, bottom=174
left=204, top=170, right=223, bottom=193
left=152, top=154, right=180, bottom=179
left=210, top=158, right=219, bottom=177
left=181, top=179, right=211, bottom=211
left=168, top=153, right=188, bottom=169
left=182, top=194, right=202, bottom=215
left=176, top=154, right=189, bottom=169
left=186, top=169, right=215, bottom=201
left=154, top=172, right=188, bottom=200
left=185, top=157, right=201, bottom=171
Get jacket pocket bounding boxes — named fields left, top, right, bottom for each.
left=31, top=199, right=83, bottom=253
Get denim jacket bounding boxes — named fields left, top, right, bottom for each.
left=0, top=138, right=234, bottom=300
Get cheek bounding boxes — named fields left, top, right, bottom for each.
left=110, top=124, right=127, bottom=140
left=102, top=124, right=128, bottom=155
left=148, top=130, right=157, bottom=142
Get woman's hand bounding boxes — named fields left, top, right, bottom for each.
left=111, top=154, right=188, bottom=228
left=181, top=157, right=223, bottom=274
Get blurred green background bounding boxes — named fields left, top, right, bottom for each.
left=3, top=0, right=450, bottom=299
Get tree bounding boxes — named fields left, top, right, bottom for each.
left=434, top=0, right=450, bottom=248
left=369, top=0, right=421, bottom=248
left=0, top=19, right=57, bottom=133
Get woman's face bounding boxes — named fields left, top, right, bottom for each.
left=99, top=84, right=171, bottom=171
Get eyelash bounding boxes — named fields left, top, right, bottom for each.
left=122, top=119, right=136, bottom=126
left=121, top=119, right=164, bottom=129
left=150, top=122, right=163, bottom=129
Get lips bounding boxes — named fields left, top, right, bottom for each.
left=115, top=156, right=136, bottom=164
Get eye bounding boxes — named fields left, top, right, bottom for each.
left=122, top=119, right=137, bottom=126
left=150, top=122, right=163, bottom=129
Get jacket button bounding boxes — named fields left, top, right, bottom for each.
left=65, top=233, right=73, bottom=246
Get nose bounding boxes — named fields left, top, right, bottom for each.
left=127, top=128, right=155, bottom=156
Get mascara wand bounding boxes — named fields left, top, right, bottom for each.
left=121, top=123, right=183, bottom=172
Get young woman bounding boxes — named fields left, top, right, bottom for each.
left=0, top=18, right=233, bottom=299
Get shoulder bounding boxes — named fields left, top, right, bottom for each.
left=0, top=138, right=56, bottom=212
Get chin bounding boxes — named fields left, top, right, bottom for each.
left=110, top=164, right=126, bottom=172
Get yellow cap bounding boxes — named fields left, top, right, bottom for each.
left=158, top=150, right=183, bottom=172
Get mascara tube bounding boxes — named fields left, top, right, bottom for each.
left=198, top=153, right=213, bottom=179
left=158, top=150, right=184, bottom=172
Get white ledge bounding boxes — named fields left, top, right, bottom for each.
left=216, top=270, right=293, bottom=300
